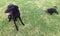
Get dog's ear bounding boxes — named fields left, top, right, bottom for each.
left=54, top=6, right=57, bottom=9
left=14, top=5, right=19, bottom=9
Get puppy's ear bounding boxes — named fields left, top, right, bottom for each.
left=15, top=5, right=19, bottom=9
left=54, top=6, right=57, bottom=9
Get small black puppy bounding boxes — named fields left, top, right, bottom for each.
left=46, top=6, right=58, bottom=15
left=5, top=4, right=25, bottom=31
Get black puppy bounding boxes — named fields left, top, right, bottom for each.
left=46, top=6, right=58, bottom=15
left=5, top=4, right=25, bottom=31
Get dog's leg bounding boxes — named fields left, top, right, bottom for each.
left=50, top=13, right=53, bottom=15
left=18, top=17, right=25, bottom=25
left=55, top=11, right=58, bottom=15
left=7, top=16, right=10, bottom=22
left=13, top=19, right=19, bottom=31
left=49, top=12, right=53, bottom=15
left=8, top=18, right=11, bottom=22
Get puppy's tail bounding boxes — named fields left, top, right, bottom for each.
left=43, top=10, right=47, bottom=12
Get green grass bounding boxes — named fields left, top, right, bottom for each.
left=0, top=0, right=60, bottom=36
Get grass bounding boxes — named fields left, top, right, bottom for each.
left=0, top=0, right=60, bottom=36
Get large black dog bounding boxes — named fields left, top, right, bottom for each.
left=5, top=4, right=25, bottom=31
left=46, top=6, right=58, bottom=15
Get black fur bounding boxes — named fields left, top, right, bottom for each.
left=46, top=6, right=58, bottom=15
left=5, top=4, right=25, bottom=31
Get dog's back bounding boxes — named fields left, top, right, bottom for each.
left=47, top=8, right=56, bottom=13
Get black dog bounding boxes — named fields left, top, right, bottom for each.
left=46, top=6, right=58, bottom=15
left=5, top=4, right=25, bottom=31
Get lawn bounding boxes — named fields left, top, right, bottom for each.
left=0, top=0, right=60, bottom=36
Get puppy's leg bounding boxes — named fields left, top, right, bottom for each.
left=8, top=16, right=11, bottom=22
left=49, top=12, right=53, bottom=15
left=13, top=19, right=19, bottom=31
left=55, top=11, right=58, bottom=14
left=8, top=18, right=11, bottom=22
left=18, top=16, right=25, bottom=25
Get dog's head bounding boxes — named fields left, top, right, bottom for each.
left=5, top=4, right=18, bottom=16
left=53, top=6, right=57, bottom=9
